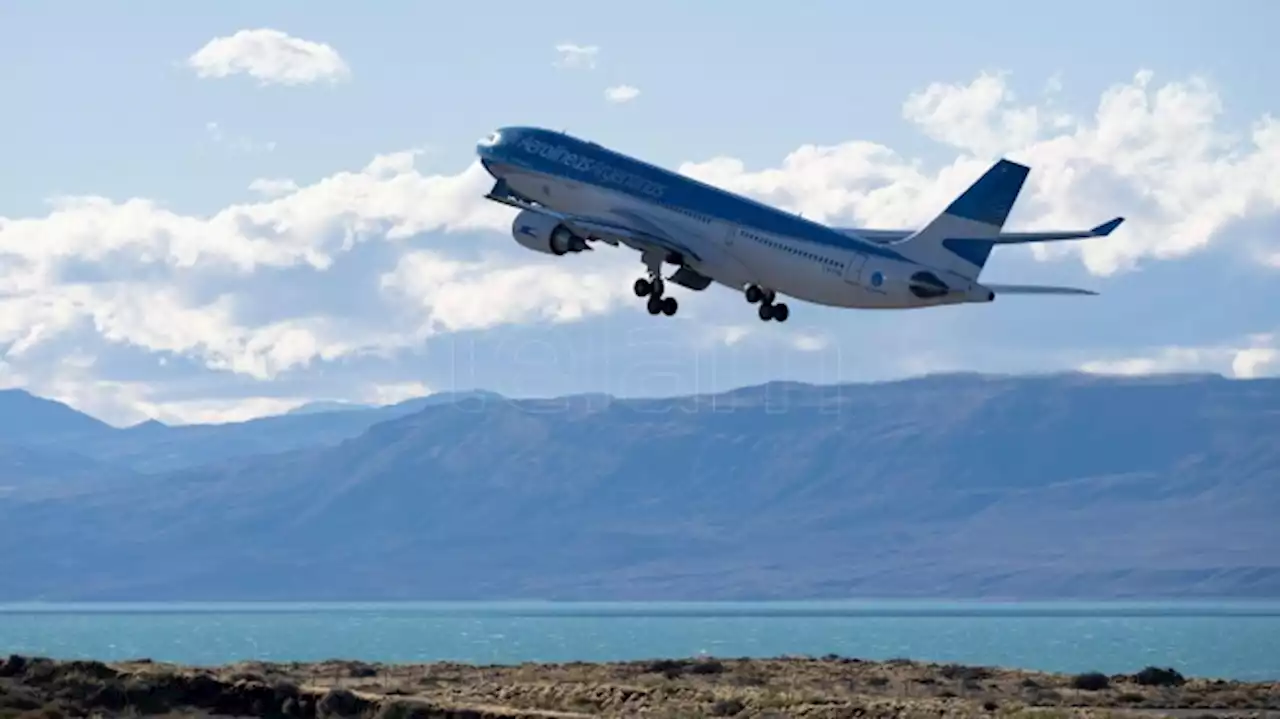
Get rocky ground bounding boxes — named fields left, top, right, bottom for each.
left=1, top=653, right=1278, bottom=718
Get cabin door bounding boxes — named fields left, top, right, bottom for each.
left=842, top=253, right=868, bottom=286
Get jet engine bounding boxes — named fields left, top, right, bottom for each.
left=863, top=263, right=956, bottom=302
left=511, top=209, right=589, bottom=255
left=907, top=270, right=951, bottom=299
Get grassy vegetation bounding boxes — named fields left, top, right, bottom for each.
left=1, top=654, right=1277, bottom=718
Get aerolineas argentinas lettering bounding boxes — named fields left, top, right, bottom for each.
left=518, top=137, right=666, bottom=199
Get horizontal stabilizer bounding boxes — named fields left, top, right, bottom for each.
left=979, top=216, right=1126, bottom=244
left=836, top=216, right=1124, bottom=246
left=986, top=283, right=1098, bottom=296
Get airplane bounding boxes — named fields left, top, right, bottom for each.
left=475, top=126, right=1123, bottom=322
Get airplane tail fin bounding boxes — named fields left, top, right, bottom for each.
left=894, top=159, right=1030, bottom=281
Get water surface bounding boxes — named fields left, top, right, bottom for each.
left=2, top=601, right=1276, bottom=681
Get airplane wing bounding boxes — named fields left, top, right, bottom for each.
left=839, top=217, right=1124, bottom=246
left=985, top=283, right=1098, bottom=295
left=485, top=181, right=702, bottom=263
left=837, top=229, right=911, bottom=244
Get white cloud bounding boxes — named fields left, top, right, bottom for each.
left=1232, top=346, right=1279, bottom=379
left=0, top=150, right=518, bottom=423
left=710, top=325, right=752, bottom=347
left=1080, top=333, right=1280, bottom=379
left=363, top=381, right=432, bottom=405
left=5, top=68, right=1280, bottom=424
left=679, top=70, right=1280, bottom=277
left=902, top=71, right=1043, bottom=158
left=698, top=324, right=831, bottom=355
left=148, top=396, right=310, bottom=425
left=187, top=29, right=351, bottom=86
left=790, top=332, right=830, bottom=353
left=1044, top=73, right=1064, bottom=97
left=248, top=178, right=299, bottom=197
left=379, top=250, right=636, bottom=334
left=553, top=43, right=598, bottom=69
left=27, top=360, right=312, bottom=426
left=1, top=150, right=506, bottom=276
left=605, top=85, right=640, bottom=103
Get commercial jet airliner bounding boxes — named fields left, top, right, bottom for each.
left=475, top=126, right=1123, bottom=322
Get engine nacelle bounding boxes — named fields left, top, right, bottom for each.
left=511, top=210, right=589, bottom=256
left=906, top=270, right=951, bottom=299
left=862, top=260, right=958, bottom=303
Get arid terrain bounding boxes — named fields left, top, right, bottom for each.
left=2, top=653, right=1277, bottom=718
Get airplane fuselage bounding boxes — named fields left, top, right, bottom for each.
left=476, top=126, right=986, bottom=311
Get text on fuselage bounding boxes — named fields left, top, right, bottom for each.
left=518, top=137, right=666, bottom=199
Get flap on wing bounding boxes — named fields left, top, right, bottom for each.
left=562, top=217, right=699, bottom=263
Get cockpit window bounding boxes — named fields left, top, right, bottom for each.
left=478, top=131, right=501, bottom=147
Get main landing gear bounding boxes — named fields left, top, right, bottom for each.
left=744, top=284, right=789, bottom=322
left=634, top=275, right=678, bottom=317
left=634, top=250, right=678, bottom=317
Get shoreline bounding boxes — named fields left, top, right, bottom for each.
left=2, top=654, right=1278, bottom=718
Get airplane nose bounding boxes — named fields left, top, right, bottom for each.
left=477, top=130, right=501, bottom=149
left=476, top=134, right=502, bottom=177
left=475, top=130, right=504, bottom=164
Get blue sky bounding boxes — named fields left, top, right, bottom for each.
left=1, top=0, right=1278, bottom=424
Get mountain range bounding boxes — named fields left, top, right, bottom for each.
left=0, top=372, right=1277, bottom=601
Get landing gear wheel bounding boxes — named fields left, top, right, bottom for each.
left=647, top=296, right=663, bottom=315
left=772, top=303, right=789, bottom=322
left=634, top=278, right=652, bottom=297
left=662, top=297, right=678, bottom=316
left=745, top=285, right=763, bottom=304
left=758, top=303, right=774, bottom=321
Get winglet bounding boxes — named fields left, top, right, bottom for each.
left=1090, top=217, right=1124, bottom=236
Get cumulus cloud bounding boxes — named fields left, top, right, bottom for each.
left=2, top=151, right=506, bottom=278
left=187, top=29, right=351, bottom=86
left=248, top=178, right=299, bottom=198
left=698, top=323, right=831, bottom=355
left=5, top=68, right=1280, bottom=424
left=679, top=70, right=1280, bottom=277
left=1080, top=333, right=1280, bottom=379
left=380, top=250, right=638, bottom=334
left=605, top=85, right=640, bottom=103
left=364, top=381, right=433, bottom=405
left=553, top=43, right=598, bottom=69
left=790, top=332, right=830, bottom=352
left=710, top=325, right=752, bottom=347
left=902, top=71, right=1045, bottom=157
left=0, top=151, right=518, bottom=422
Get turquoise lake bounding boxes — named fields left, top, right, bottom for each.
left=1, top=601, right=1277, bottom=681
